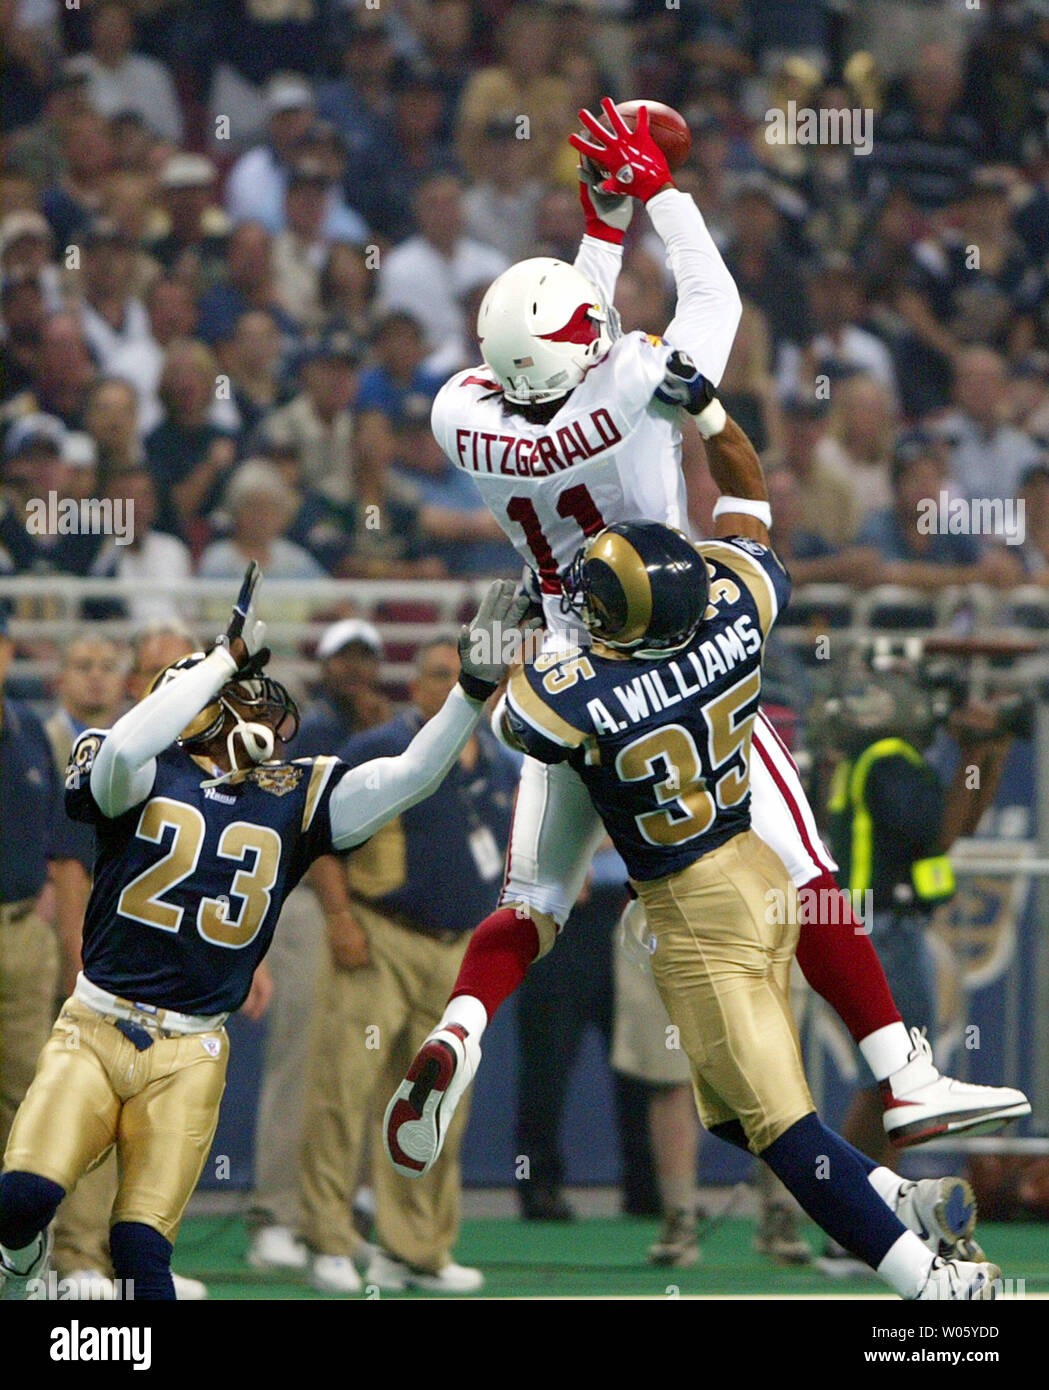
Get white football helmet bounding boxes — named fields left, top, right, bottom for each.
left=477, top=258, right=620, bottom=404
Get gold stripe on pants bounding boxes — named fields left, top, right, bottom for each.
left=635, top=830, right=815, bottom=1155
left=298, top=904, right=471, bottom=1273
left=3, top=999, right=228, bottom=1242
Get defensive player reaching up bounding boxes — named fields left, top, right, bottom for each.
left=384, top=98, right=1027, bottom=1184
left=0, top=569, right=527, bottom=1300
left=496, top=509, right=1001, bottom=1299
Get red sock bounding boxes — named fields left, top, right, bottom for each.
left=793, top=869, right=901, bottom=1043
left=450, top=907, right=541, bottom=1022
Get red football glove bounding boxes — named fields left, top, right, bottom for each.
left=568, top=97, right=675, bottom=204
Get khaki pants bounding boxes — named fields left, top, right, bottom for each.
left=299, top=904, right=471, bottom=1273
left=636, top=831, right=815, bottom=1155
left=0, top=907, right=58, bottom=1154
left=249, top=886, right=328, bottom=1231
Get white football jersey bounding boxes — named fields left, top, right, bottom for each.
left=431, top=330, right=689, bottom=634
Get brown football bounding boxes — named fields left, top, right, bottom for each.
left=614, top=100, right=692, bottom=170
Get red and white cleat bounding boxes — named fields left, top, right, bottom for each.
left=881, top=1029, right=1030, bottom=1149
left=384, top=1024, right=481, bottom=1179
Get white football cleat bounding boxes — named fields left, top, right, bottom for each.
left=0, top=1227, right=53, bottom=1301
left=172, top=1271, right=208, bottom=1300
left=881, top=1029, right=1030, bottom=1148
left=365, top=1248, right=484, bottom=1293
left=915, top=1256, right=1001, bottom=1301
left=894, top=1176, right=984, bottom=1260
left=384, top=1024, right=481, bottom=1180
left=247, top=1224, right=309, bottom=1272
left=311, top=1254, right=362, bottom=1295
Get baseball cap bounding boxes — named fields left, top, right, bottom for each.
left=5, top=413, right=68, bottom=458
left=0, top=212, right=52, bottom=256
left=161, top=154, right=217, bottom=190
left=265, top=73, right=314, bottom=116
left=316, top=618, right=383, bottom=660
left=62, top=431, right=98, bottom=470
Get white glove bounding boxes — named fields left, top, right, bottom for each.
left=458, top=579, right=531, bottom=701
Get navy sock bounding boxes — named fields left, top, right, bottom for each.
left=710, top=1119, right=750, bottom=1153
left=760, top=1113, right=908, bottom=1269
left=0, top=1171, right=64, bottom=1249
left=110, top=1221, right=175, bottom=1301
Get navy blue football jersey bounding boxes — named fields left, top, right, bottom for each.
left=504, top=537, right=790, bottom=881
left=65, top=735, right=350, bottom=1014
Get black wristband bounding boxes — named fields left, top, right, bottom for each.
left=458, top=672, right=497, bottom=703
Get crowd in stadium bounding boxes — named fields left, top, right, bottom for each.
left=1, top=0, right=1048, bottom=603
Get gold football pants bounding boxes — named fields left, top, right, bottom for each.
left=635, top=830, right=815, bottom=1154
left=3, top=998, right=228, bottom=1242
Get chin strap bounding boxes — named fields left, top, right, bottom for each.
left=198, top=705, right=276, bottom=788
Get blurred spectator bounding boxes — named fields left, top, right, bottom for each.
left=148, top=154, right=229, bottom=289
left=866, top=42, right=983, bottom=211
left=935, top=347, right=1042, bottom=501
left=21, top=312, right=97, bottom=430
left=218, top=310, right=288, bottom=442
left=779, top=256, right=898, bottom=404
left=455, top=4, right=572, bottom=183
left=272, top=160, right=336, bottom=331
left=87, top=466, right=191, bottom=623
left=97, top=171, right=160, bottom=297
left=337, top=467, right=442, bottom=582
left=124, top=619, right=197, bottom=704
left=0, top=274, right=47, bottom=401
left=197, top=459, right=324, bottom=581
left=724, top=177, right=812, bottom=360
left=378, top=174, right=507, bottom=374
left=82, top=376, right=141, bottom=480
left=6, top=65, right=91, bottom=187
left=391, top=399, right=519, bottom=578
left=462, top=114, right=544, bottom=262
left=145, top=339, right=236, bottom=541
left=67, top=0, right=183, bottom=144
left=76, top=220, right=151, bottom=372
left=318, top=242, right=378, bottom=342
left=107, top=109, right=157, bottom=176
left=354, top=312, right=444, bottom=479
left=223, top=72, right=366, bottom=244
left=196, top=220, right=298, bottom=349
left=816, top=375, right=897, bottom=524
left=765, top=466, right=882, bottom=589
left=264, top=438, right=354, bottom=575
left=297, top=618, right=388, bottom=756
left=0, top=210, right=62, bottom=312
left=856, top=436, right=1023, bottom=591
left=409, top=0, right=474, bottom=142
left=224, top=73, right=319, bottom=235
left=261, top=333, right=360, bottom=504
left=107, top=276, right=199, bottom=436
left=0, top=414, right=70, bottom=571
left=1013, top=463, right=1049, bottom=582
left=901, top=170, right=1041, bottom=392
left=40, top=108, right=115, bottom=246
left=316, top=11, right=397, bottom=196
left=778, top=396, right=859, bottom=548
left=363, top=68, right=457, bottom=242
left=1010, top=353, right=1049, bottom=445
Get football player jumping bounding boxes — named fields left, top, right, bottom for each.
left=0, top=568, right=527, bottom=1300
left=384, top=98, right=1028, bottom=1184
left=494, top=507, right=1001, bottom=1299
